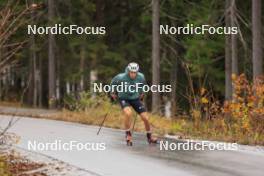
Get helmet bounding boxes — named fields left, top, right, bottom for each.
left=127, top=62, right=139, bottom=72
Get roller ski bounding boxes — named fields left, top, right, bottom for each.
left=147, top=132, right=158, bottom=144
left=126, top=131, right=133, bottom=146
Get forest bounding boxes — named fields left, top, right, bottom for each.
left=0, top=0, right=264, bottom=144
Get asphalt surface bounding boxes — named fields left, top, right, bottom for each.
left=0, top=115, right=264, bottom=176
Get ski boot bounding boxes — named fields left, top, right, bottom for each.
left=126, top=131, right=133, bottom=146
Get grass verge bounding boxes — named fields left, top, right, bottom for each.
left=1, top=99, right=263, bottom=145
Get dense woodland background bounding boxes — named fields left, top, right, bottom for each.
left=0, top=0, right=263, bottom=117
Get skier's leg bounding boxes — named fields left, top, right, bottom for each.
left=130, top=99, right=158, bottom=144
left=129, top=99, right=150, bottom=131
left=123, top=107, right=132, bottom=130
left=139, top=112, right=151, bottom=131
left=139, top=112, right=158, bottom=144
left=122, top=106, right=133, bottom=146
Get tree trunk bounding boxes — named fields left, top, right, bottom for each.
left=48, top=0, right=56, bottom=108
left=56, top=50, right=60, bottom=103
left=225, top=0, right=232, bottom=100
left=151, top=0, right=160, bottom=113
left=96, top=0, right=104, bottom=25
left=32, top=23, right=37, bottom=107
left=79, top=45, right=85, bottom=92
left=66, top=82, right=70, bottom=94
left=27, top=47, right=33, bottom=105
left=38, top=55, right=42, bottom=107
left=33, top=43, right=37, bottom=107
left=170, top=57, right=178, bottom=117
left=169, top=40, right=178, bottom=117
left=231, top=0, right=238, bottom=76
left=252, top=0, right=263, bottom=79
left=27, top=0, right=38, bottom=107
left=90, top=70, right=98, bottom=98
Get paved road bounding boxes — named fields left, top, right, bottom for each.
left=0, top=115, right=264, bottom=176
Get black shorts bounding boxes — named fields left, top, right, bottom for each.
left=119, top=99, right=146, bottom=114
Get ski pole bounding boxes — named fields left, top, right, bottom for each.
left=97, top=92, right=115, bottom=135
left=97, top=96, right=116, bottom=135
left=97, top=110, right=110, bottom=135
left=97, top=104, right=113, bottom=135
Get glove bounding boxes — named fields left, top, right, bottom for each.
left=139, top=94, right=144, bottom=101
left=110, top=93, right=118, bottom=101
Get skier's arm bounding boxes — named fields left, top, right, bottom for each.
left=139, top=74, right=146, bottom=101
left=110, top=75, right=120, bottom=100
